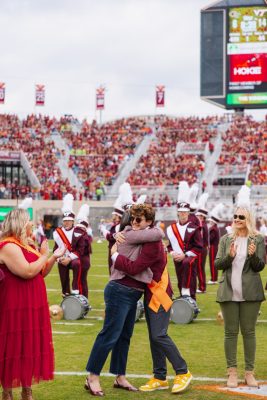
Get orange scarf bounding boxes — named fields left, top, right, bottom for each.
left=1, top=236, right=42, bottom=258
left=147, top=266, right=173, bottom=313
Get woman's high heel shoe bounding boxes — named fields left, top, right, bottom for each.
left=2, top=389, right=13, bottom=400
left=84, top=378, right=105, bottom=397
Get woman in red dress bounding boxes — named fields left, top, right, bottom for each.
left=0, top=209, right=66, bottom=400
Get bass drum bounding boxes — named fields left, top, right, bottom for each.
left=135, top=300, right=144, bottom=322
left=61, top=294, right=90, bottom=320
left=170, top=297, right=199, bottom=324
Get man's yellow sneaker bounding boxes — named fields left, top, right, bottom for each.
left=139, top=378, right=169, bottom=392
left=171, top=371, right=192, bottom=394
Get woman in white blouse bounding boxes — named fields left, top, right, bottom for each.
left=215, top=206, right=266, bottom=389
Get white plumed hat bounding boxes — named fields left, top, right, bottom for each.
left=236, top=185, right=251, bottom=210
left=189, top=183, right=199, bottom=211
left=119, top=183, right=133, bottom=208
left=210, top=203, right=225, bottom=223
left=177, top=181, right=191, bottom=211
left=62, top=193, right=75, bottom=221
left=196, top=193, right=209, bottom=217
left=18, top=197, right=32, bottom=210
left=112, top=183, right=133, bottom=217
left=136, top=194, right=147, bottom=205
left=76, top=204, right=90, bottom=228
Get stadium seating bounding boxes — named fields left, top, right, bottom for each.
left=127, top=115, right=218, bottom=186
left=216, top=115, right=267, bottom=185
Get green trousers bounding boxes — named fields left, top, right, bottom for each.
left=220, top=301, right=261, bottom=371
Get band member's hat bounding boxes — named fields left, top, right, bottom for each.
left=76, top=204, right=90, bottom=228
left=177, top=181, right=191, bottom=211
left=62, top=193, right=75, bottom=221
left=189, top=183, right=199, bottom=212
left=196, top=193, right=209, bottom=217
left=135, top=194, right=147, bottom=205
left=236, top=185, right=251, bottom=210
left=18, top=197, right=33, bottom=210
left=112, top=182, right=133, bottom=217
left=209, top=203, right=225, bottom=223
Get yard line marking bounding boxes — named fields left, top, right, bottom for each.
left=86, top=316, right=104, bottom=321
left=54, top=322, right=94, bottom=326
left=54, top=372, right=227, bottom=382
left=52, top=331, right=76, bottom=334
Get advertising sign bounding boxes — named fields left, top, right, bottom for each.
left=0, top=207, right=33, bottom=221
left=227, top=7, right=267, bottom=107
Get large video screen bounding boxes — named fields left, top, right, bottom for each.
left=226, top=6, right=267, bottom=107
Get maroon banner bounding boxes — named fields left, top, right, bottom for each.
left=35, top=84, right=45, bottom=106
left=156, top=85, right=165, bottom=107
left=0, top=83, right=5, bottom=104
left=96, top=87, right=105, bottom=110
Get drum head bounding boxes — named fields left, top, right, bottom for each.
left=170, top=299, right=194, bottom=324
left=61, top=296, right=85, bottom=320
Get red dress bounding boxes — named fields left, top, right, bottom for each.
left=0, top=241, right=54, bottom=388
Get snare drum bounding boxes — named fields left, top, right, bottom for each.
left=170, top=297, right=199, bottom=324
left=135, top=300, right=144, bottom=322
left=61, top=294, right=90, bottom=320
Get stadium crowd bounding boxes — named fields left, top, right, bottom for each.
left=216, top=116, right=267, bottom=185
left=127, top=116, right=218, bottom=186
left=1, top=113, right=267, bottom=202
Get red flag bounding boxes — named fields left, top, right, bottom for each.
left=0, top=83, right=5, bottom=104
left=35, top=84, right=45, bottom=106
left=156, top=85, right=165, bottom=107
left=96, top=87, right=105, bottom=110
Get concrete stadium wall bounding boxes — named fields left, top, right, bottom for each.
left=0, top=200, right=177, bottom=236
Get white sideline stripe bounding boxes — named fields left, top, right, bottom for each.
left=86, top=316, right=104, bottom=321
left=54, top=322, right=94, bottom=326
left=54, top=371, right=226, bottom=382
left=53, top=331, right=76, bottom=334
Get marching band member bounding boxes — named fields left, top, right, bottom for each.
left=53, top=194, right=81, bottom=297
left=195, top=193, right=209, bottom=294
left=208, top=203, right=225, bottom=284
left=72, top=204, right=92, bottom=298
left=166, top=181, right=203, bottom=300
left=188, top=183, right=200, bottom=226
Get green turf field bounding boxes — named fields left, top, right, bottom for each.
left=15, top=240, right=267, bottom=399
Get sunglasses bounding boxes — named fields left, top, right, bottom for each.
left=130, top=216, right=145, bottom=223
left=233, top=214, right=246, bottom=220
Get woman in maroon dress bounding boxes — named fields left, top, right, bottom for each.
left=0, top=209, right=66, bottom=400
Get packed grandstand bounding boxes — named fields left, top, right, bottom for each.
left=0, top=112, right=266, bottom=214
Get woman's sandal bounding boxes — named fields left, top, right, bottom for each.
left=84, top=377, right=105, bottom=397
left=113, top=379, right=138, bottom=391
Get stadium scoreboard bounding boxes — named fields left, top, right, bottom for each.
left=201, top=0, right=267, bottom=110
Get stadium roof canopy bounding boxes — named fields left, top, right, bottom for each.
left=202, top=0, right=266, bottom=10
